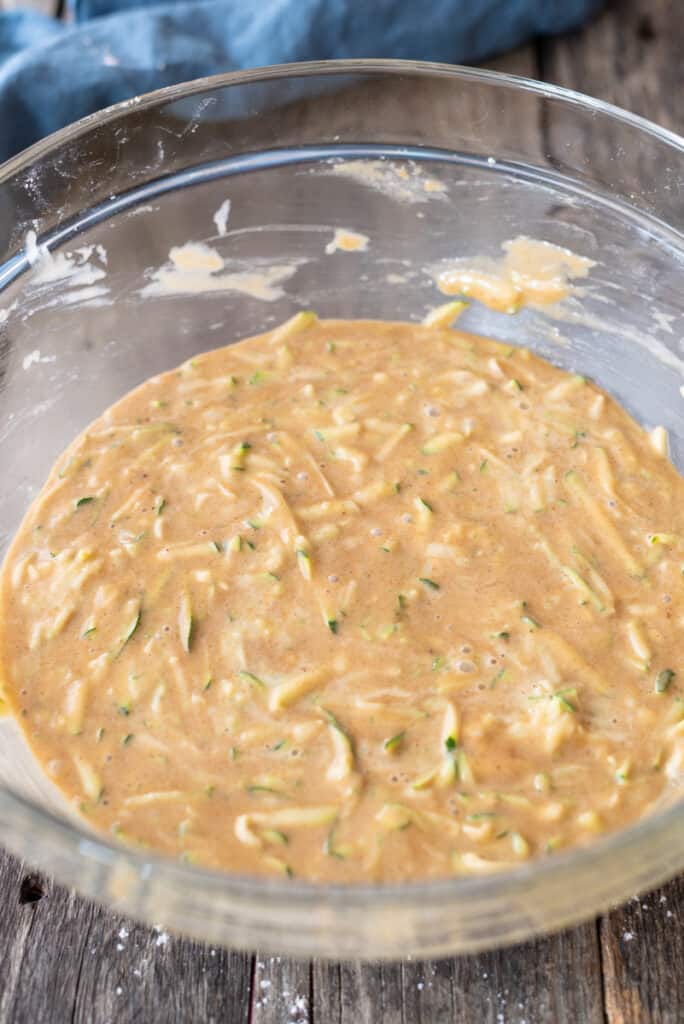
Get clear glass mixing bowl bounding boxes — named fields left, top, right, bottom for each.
left=1, top=60, right=684, bottom=959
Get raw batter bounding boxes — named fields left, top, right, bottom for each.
left=1, top=313, right=683, bottom=882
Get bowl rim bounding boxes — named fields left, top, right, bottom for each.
left=2, top=56, right=684, bottom=182
left=1, top=56, right=684, bottom=919
left=1, top=773, right=682, bottom=906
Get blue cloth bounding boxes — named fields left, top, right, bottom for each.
left=0, top=0, right=602, bottom=162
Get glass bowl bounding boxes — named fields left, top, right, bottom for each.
left=1, top=59, right=684, bottom=960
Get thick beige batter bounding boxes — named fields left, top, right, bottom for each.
left=2, top=314, right=684, bottom=882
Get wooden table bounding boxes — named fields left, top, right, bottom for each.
left=1, top=0, right=683, bottom=1020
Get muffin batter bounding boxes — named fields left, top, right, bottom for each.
left=2, top=314, right=683, bottom=882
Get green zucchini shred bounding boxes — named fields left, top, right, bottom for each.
left=383, top=731, right=405, bottom=753
left=655, top=668, right=676, bottom=694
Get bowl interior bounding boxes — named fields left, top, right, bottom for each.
left=1, top=62, right=684, bottom=957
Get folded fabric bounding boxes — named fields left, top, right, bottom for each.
left=0, top=0, right=603, bottom=163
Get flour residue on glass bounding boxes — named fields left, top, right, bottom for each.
left=324, top=159, right=447, bottom=205
left=140, top=241, right=301, bottom=302
left=212, top=199, right=232, bottom=237
left=324, top=228, right=369, bottom=255
left=22, top=350, right=56, bottom=372
left=0, top=301, right=17, bottom=325
left=25, top=231, right=108, bottom=290
left=543, top=300, right=684, bottom=385
left=651, top=310, right=677, bottom=336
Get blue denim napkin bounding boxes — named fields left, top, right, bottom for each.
left=0, top=0, right=602, bottom=162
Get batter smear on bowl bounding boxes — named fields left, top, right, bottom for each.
left=2, top=313, right=683, bottom=882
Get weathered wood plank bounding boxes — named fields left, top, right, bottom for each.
left=540, top=0, right=683, bottom=130
left=538, top=0, right=684, bottom=220
left=400, top=958, right=455, bottom=1023
left=451, top=924, right=604, bottom=1024
left=0, top=849, right=252, bottom=1024
left=311, top=922, right=603, bottom=1024
left=599, top=878, right=684, bottom=1024
left=0, top=851, right=46, bottom=1024
left=251, top=955, right=311, bottom=1023
left=71, top=909, right=252, bottom=1024
left=338, top=961, right=407, bottom=1024
left=312, top=959, right=342, bottom=1024
left=0, top=854, right=97, bottom=1024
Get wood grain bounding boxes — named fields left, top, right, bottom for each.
left=538, top=0, right=684, bottom=221
left=252, top=956, right=311, bottom=1023
left=599, top=878, right=684, bottom=1024
left=71, top=910, right=251, bottom=1024
left=0, top=847, right=252, bottom=1024
left=313, top=922, right=605, bottom=1024
left=450, top=924, right=605, bottom=1024
left=0, top=857, right=99, bottom=1024
left=540, top=0, right=683, bottom=131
